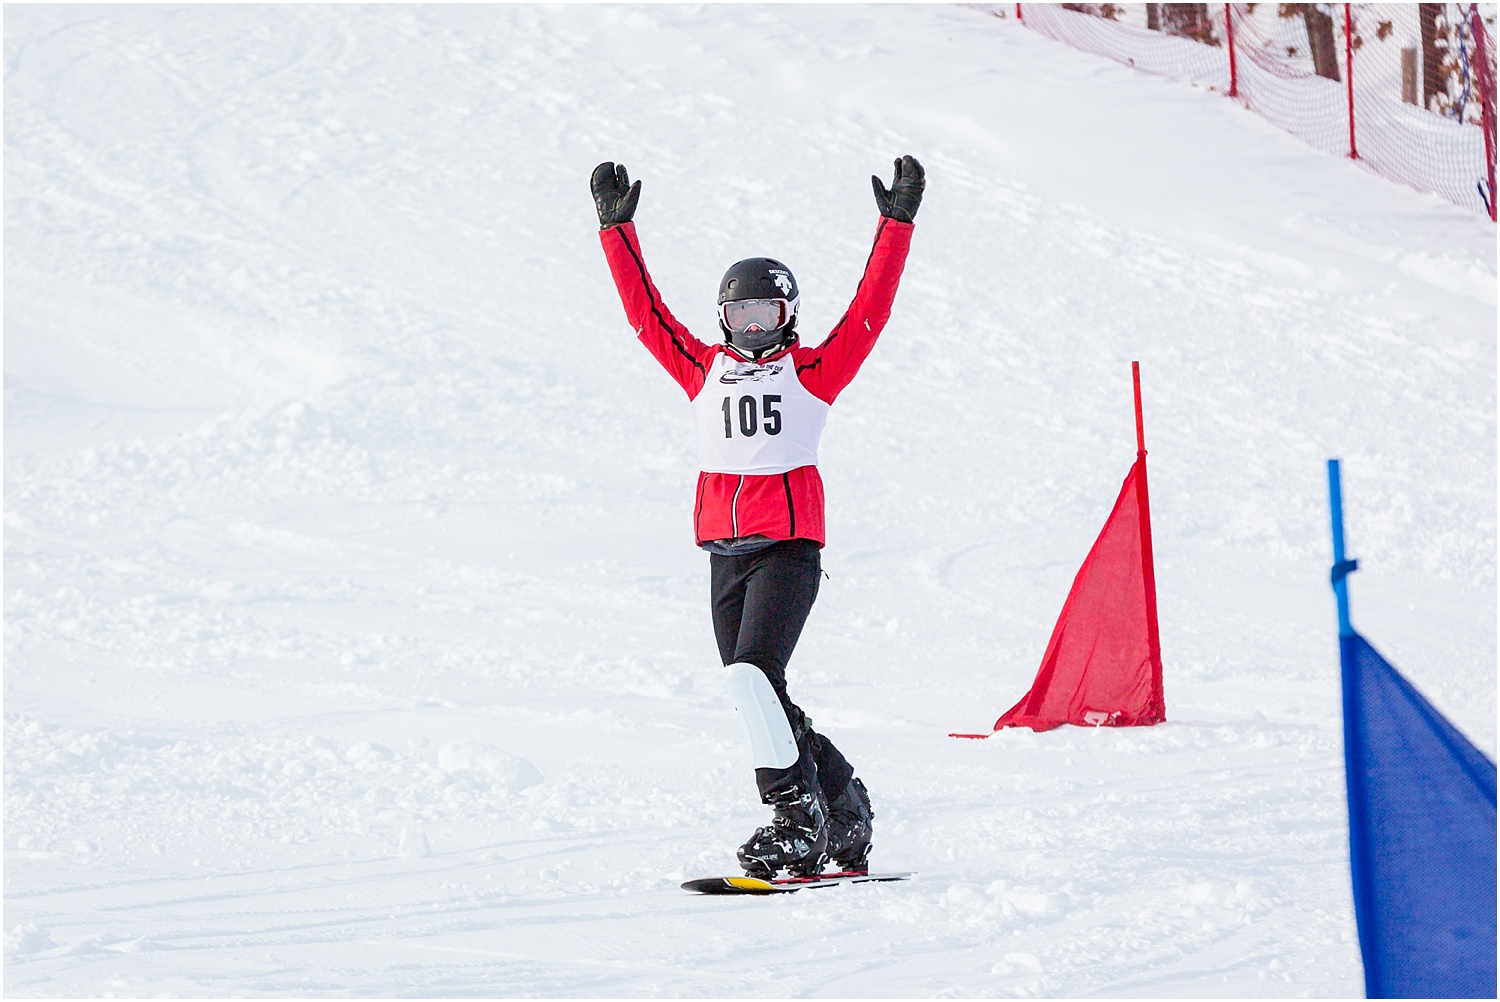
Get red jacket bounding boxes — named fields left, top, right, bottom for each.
left=600, top=218, right=914, bottom=547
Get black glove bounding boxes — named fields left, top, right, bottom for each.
left=871, top=155, right=924, bottom=223
left=591, top=161, right=641, bottom=229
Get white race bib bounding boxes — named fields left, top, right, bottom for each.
left=693, top=353, right=830, bottom=475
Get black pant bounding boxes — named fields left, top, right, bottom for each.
left=710, top=539, right=855, bottom=801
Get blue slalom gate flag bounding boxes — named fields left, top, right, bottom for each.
left=1342, top=632, right=1497, bottom=998
left=1330, top=460, right=1497, bottom=999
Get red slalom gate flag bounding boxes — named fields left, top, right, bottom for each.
left=953, top=362, right=1165, bottom=736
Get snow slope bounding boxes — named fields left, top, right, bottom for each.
left=5, top=4, right=1494, bottom=997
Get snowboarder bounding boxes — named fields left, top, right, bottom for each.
left=591, top=156, right=923, bottom=877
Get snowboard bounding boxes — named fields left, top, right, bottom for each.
left=682, top=870, right=913, bottom=895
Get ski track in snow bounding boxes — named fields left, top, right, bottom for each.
left=4, top=5, right=1493, bottom=998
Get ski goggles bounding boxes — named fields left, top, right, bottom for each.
left=720, top=298, right=792, bottom=334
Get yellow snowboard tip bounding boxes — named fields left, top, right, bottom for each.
left=725, top=876, right=776, bottom=891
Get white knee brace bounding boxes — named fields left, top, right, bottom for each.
left=726, top=662, right=800, bottom=770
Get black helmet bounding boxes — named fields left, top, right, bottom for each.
left=717, top=257, right=799, bottom=359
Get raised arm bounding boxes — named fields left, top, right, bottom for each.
left=593, top=162, right=714, bottom=399
left=795, top=156, right=924, bottom=405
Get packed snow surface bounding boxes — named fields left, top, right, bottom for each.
left=5, top=4, right=1495, bottom=998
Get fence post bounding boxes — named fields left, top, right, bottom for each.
left=1344, top=3, right=1358, bottom=159
left=1472, top=3, right=1498, bottom=221
left=1225, top=4, right=1239, bottom=98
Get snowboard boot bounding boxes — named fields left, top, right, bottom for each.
left=737, top=784, right=829, bottom=879
left=825, top=777, right=874, bottom=874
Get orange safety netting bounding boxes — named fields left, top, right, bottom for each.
left=1002, top=4, right=1497, bottom=219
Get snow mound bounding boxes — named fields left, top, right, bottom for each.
left=398, top=825, right=430, bottom=859
left=4, top=924, right=56, bottom=957
left=437, top=741, right=544, bottom=793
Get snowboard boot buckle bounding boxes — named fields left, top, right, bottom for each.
left=737, top=784, right=828, bottom=878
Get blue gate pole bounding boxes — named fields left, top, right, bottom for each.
left=1327, top=459, right=1356, bottom=636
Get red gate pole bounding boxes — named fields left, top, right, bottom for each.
left=1016, top=3, right=1022, bottom=22
left=1132, top=360, right=1146, bottom=455
left=1471, top=2, right=1498, bottom=221
left=1344, top=3, right=1358, bottom=159
left=1225, top=4, right=1239, bottom=98
left=1132, top=361, right=1164, bottom=720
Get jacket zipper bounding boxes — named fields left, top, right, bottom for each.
left=730, top=475, right=745, bottom=538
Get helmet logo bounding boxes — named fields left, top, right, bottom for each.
left=771, top=272, right=793, bottom=296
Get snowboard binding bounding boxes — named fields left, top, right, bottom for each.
left=825, top=776, right=874, bottom=874
left=737, top=785, right=828, bottom=878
